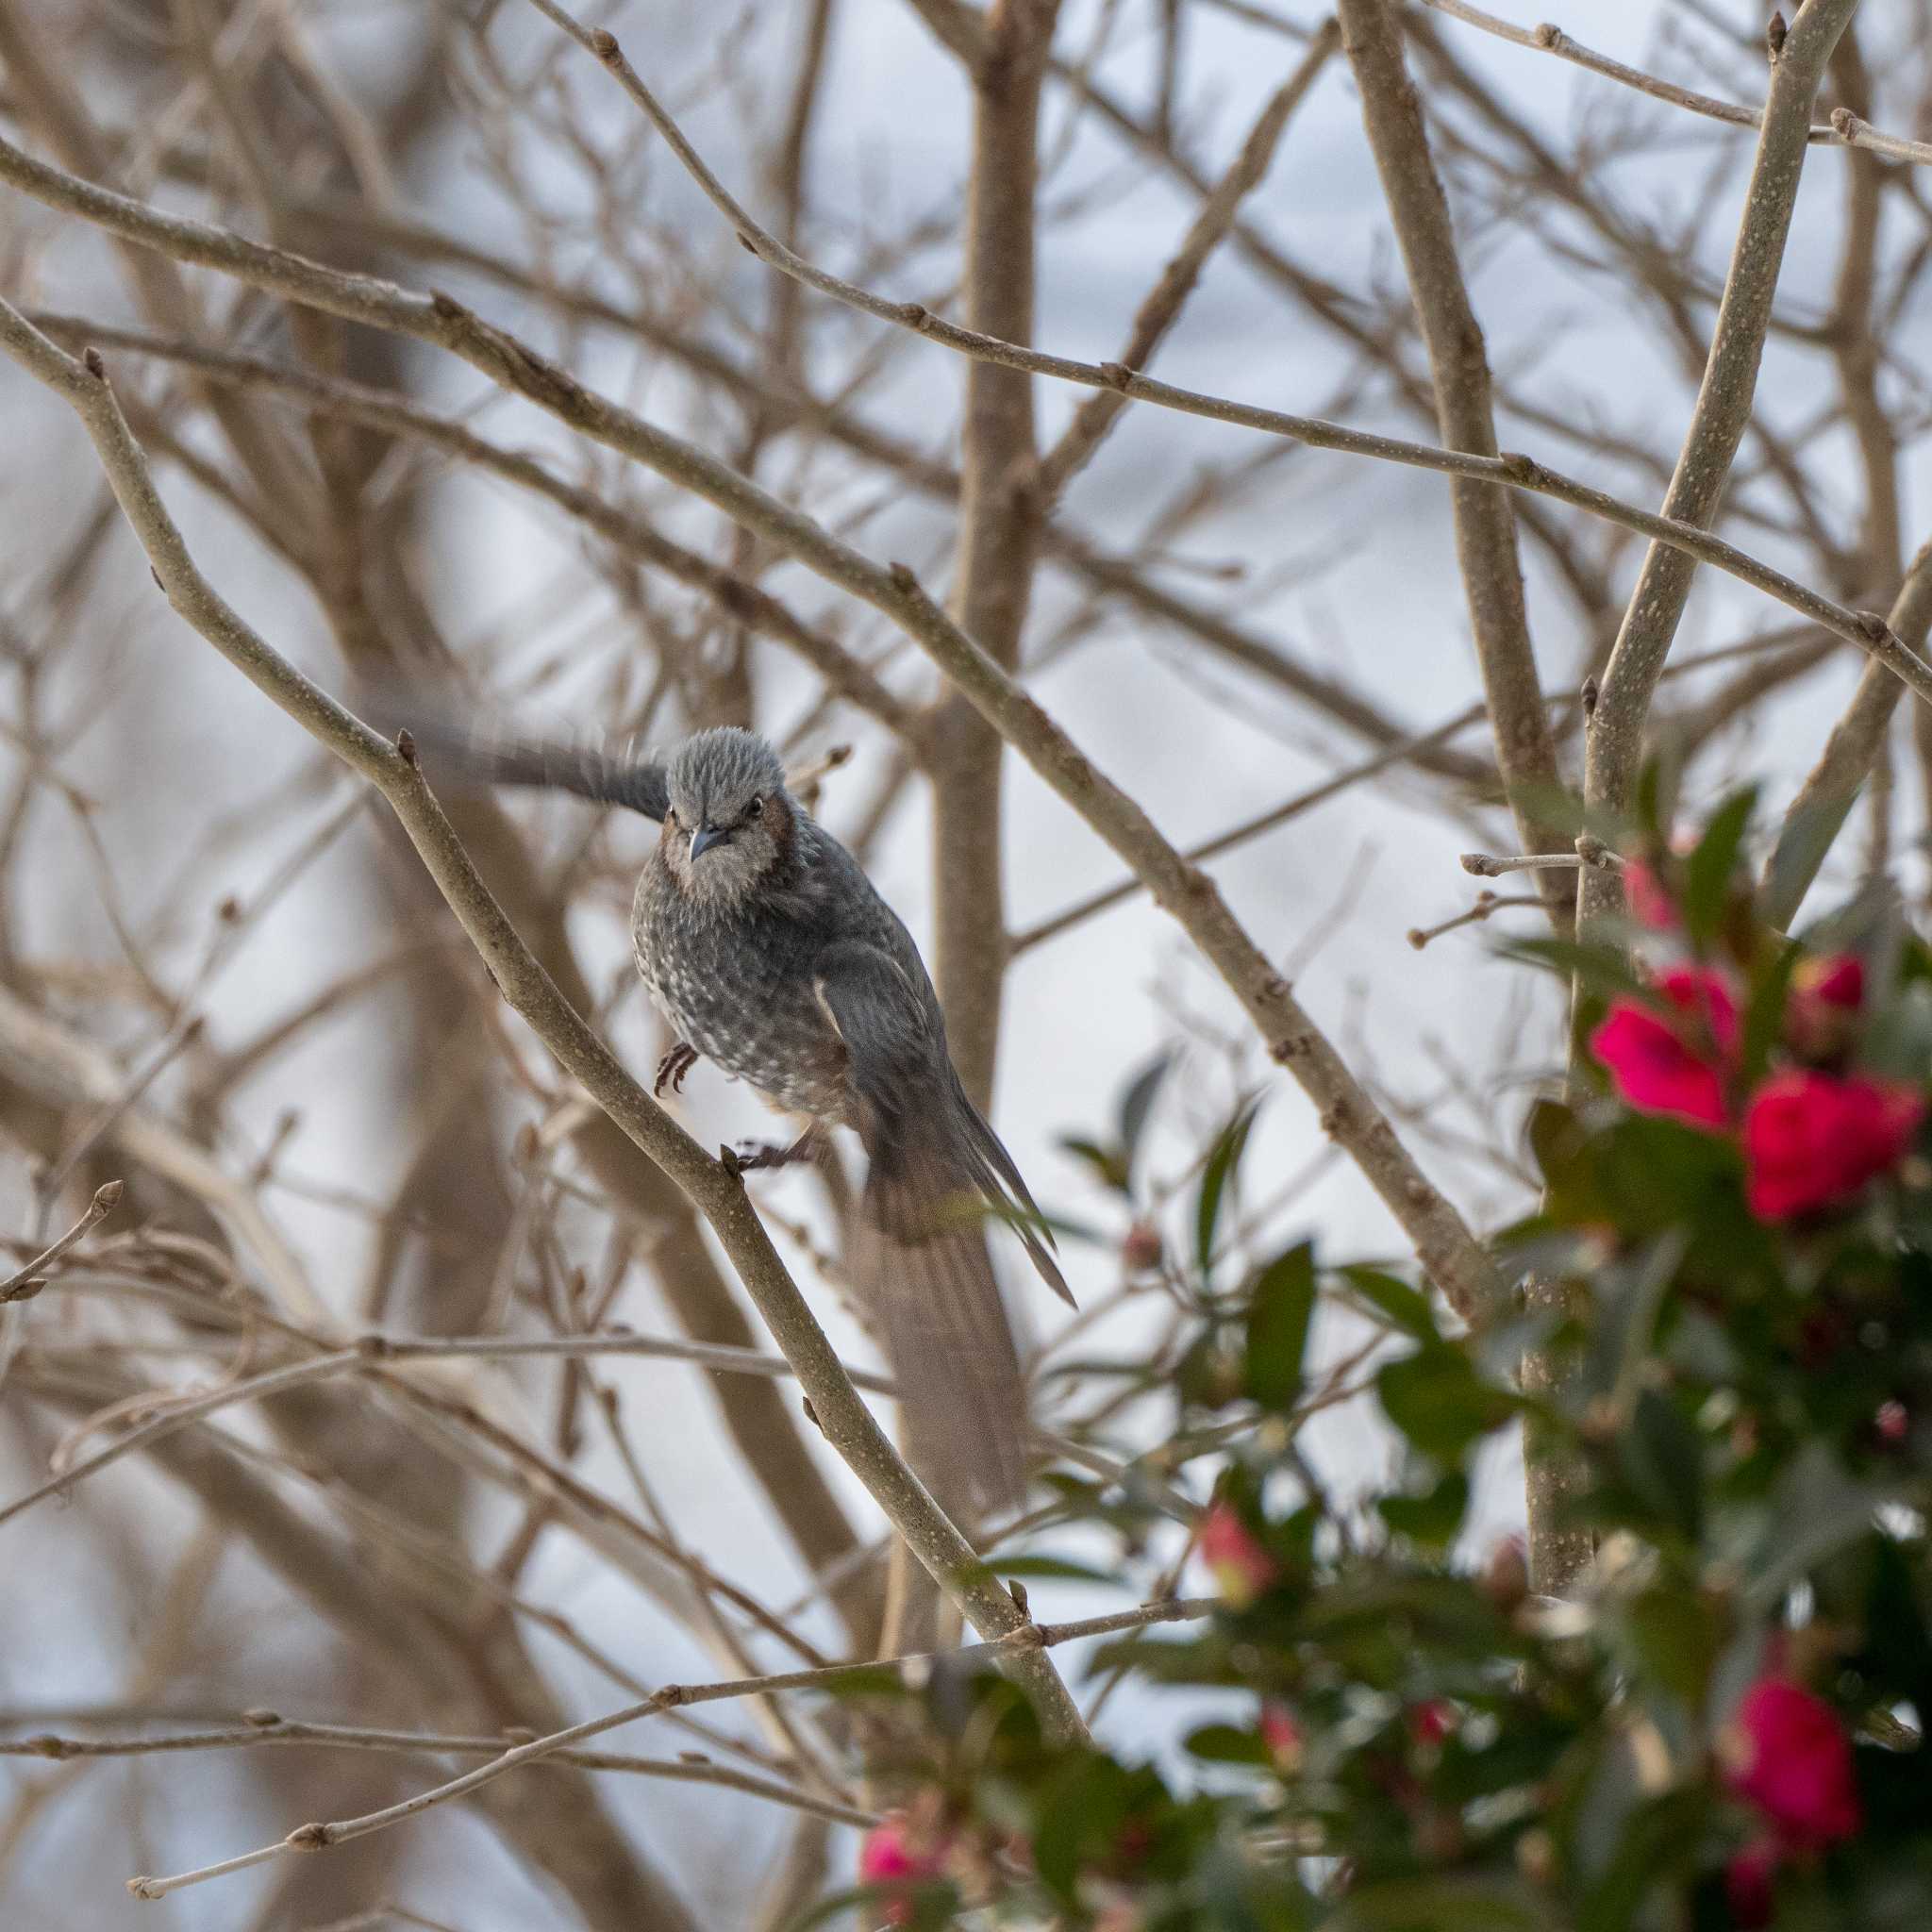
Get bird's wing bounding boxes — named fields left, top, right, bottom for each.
left=810, top=941, right=938, bottom=1146
left=367, top=694, right=670, bottom=821
left=457, top=735, right=669, bottom=821
left=815, top=943, right=1070, bottom=1303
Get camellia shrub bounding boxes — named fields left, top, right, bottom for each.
left=827, top=791, right=1932, bottom=1931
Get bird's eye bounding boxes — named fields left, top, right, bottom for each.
left=745, top=796, right=765, bottom=820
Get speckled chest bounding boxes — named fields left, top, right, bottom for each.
left=631, top=858, right=852, bottom=1124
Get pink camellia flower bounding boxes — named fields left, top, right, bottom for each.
left=1722, top=1678, right=1862, bottom=1851
left=1622, top=857, right=1677, bottom=931
left=1591, top=966, right=1740, bottom=1128
left=1724, top=1838, right=1780, bottom=1929
left=1741, top=1070, right=1925, bottom=1221
left=1876, top=1399, right=1910, bottom=1444
left=1786, top=953, right=1866, bottom=1058
left=1258, top=1700, right=1303, bottom=1773
left=859, top=1814, right=950, bottom=1925
left=1199, top=1500, right=1278, bottom=1608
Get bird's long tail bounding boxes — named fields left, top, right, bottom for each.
left=849, top=1128, right=1034, bottom=1521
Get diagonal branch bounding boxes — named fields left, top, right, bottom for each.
left=0, top=128, right=1924, bottom=707
left=1418, top=0, right=1932, bottom=167
left=0, top=297, right=1087, bottom=1743
left=1035, top=19, right=1340, bottom=502
left=119, top=1597, right=1210, bottom=1901
left=1541, top=0, right=1865, bottom=1604
left=1580, top=0, right=1867, bottom=848
left=1762, top=538, right=1932, bottom=926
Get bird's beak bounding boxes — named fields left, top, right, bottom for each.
left=690, top=824, right=729, bottom=862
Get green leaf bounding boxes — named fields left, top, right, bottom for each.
left=1376, top=1345, right=1516, bottom=1465
left=1623, top=1582, right=1723, bottom=1710
left=1118, top=1050, right=1173, bottom=1187
left=987, top=1555, right=1118, bottom=1585
left=1337, top=1875, right=1545, bottom=1931
left=1376, top=1468, right=1470, bottom=1548
left=1031, top=1753, right=1147, bottom=1902
left=782, top=1884, right=879, bottom=1931
left=1195, top=1100, right=1259, bottom=1277
left=1524, top=1097, right=1618, bottom=1226
left=1057, top=1134, right=1129, bottom=1193
left=1760, top=792, right=1844, bottom=931
left=810, top=1667, right=915, bottom=1704
left=1184, top=1722, right=1271, bottom=1765
left=1737, top=935, right=1802, bottom=1085
left=1633, top=749, right=1679, bottom=843
left=1681, top=786, right=1756, bottom=943
left=1245, top=1242, right=1317, bottom=1409
left=1500, top=936, right=1648, bottom=1004
left=1341, top=1265, right=1441, bottom=1342
left=1576, top=1233, right=1684, bottom=1417
left=1744, top=1442, right=1895, bottom=1608
left=1618, top=1388, right=1704, bottom=1545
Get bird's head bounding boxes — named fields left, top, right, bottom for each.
left=661, top=727, right=795, bottom=907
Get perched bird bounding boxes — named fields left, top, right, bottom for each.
left=408, top=715, right=1068, bottom=1512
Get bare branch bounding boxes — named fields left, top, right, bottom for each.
left=1763, top=538, right=1932, bottom=925
left=0, top=131, right=1923, bottom=707
left=0, top=297, right=1089, bottom=1739
left=1036, top=19, right=1341, bottom=501
left=1581, top=0, right=1866, bottom=842
left=121, top=1598, right=1210, bottom=1900
left=1339, top=0, right=1568, bottom=920
left=0, top=1179, right=121, bottom=1301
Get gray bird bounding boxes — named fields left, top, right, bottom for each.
left=408, top=716, right=1068, bottom=1512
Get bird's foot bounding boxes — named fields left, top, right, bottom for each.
left=722, top=1131, right=819, bottom=1176
left=654, top=1041, right=699, bottom=1098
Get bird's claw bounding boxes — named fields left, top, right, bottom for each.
left=719, top=1142, right=743, bottom=1179
left=655, top=1041, right=698, bottom=1098
left=725, top=1135, right=814, bottom=1175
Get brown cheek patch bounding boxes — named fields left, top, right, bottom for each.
left=765, top=796, right=793, bottom=850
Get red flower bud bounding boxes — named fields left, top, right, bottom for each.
left=859, top=1813, right=951, bottom=1924
left=1721, top=1678, right=1861, bottom=1851
left=1724, top=1838, right=1780, bottom=1928
left=1258, top=1700, right=1303, bottom=1772
left=1796, top=952, right=1863, bottom=1009
left=1120, top=1221, right=1164, bottom=1273
left=1590, top=966, right=1739, bottom=1128
left=1787, top=953, right=1865, bottom=1058
left=1199, top=1500, right=1278, bottom=1608
left=1742, top=1070, right=1925, bottom=1221
left=1876, top=1399, right=1910, bottom=1444
left=1408, top=1700, right=1455, bottom=1749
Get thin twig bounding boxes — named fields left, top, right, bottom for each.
left=0, top=1349, right=361, bottom=1532
left=0, top=1179, right=121, bottom=1301
left=123, top=1598, right=1212, bottom=1900
left=2, top=1717, right=875, bottom=1826
left=1407, top=892, right=1541, bottom=951
left=0, top=299, right=1089, bottom=1740
left=1458, top=849, right=1621, bottom=879
left=1417, top=0, right=1932, bottom=165
left=0, top=132, right=1922, bottom=703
